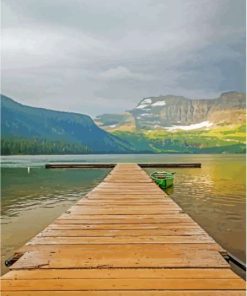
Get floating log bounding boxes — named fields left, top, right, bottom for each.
left=45, top=163, right=115, bottom=169
left=139, top=163, right=201, bottom=168
left=45, top=162, right=201, bottom=169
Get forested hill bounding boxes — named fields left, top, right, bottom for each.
left=1, top=95, right=131, bottom=154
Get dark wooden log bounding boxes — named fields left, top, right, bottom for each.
left=45, top=163, right=201, bottom=169
left=139, top=163, right=201, bottom=168
left=45, top=163, right=115, bottom=169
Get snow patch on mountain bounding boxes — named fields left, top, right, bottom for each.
left=136, top=104, right=148, bottom=109
left=166, top=121, right=213, bottom=131
left=142, top=99, right=152, bottom=104
left=152, top=101, right=166, bottom=107
left=140, top=113, right=151, bottom=117
left=136, top=98, right=152, bottom=109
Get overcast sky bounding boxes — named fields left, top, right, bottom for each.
left=2, top=0, right=246, bottom=116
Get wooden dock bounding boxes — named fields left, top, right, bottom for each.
left=1, top=164, right=245, bottom=295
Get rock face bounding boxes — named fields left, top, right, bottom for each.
left=130, top=91, right=245, bottom=129
left=95, top=113, right=135, bottom=131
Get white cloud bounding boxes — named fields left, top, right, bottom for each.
left=98, top=66, right=152, bottom=81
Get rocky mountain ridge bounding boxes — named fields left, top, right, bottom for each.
left=96, top=91, right=246, bottom=131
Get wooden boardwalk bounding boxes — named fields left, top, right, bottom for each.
left=1, top=164, right=245, bottom=295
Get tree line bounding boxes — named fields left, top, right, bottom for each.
left=1, top=138, right=91, bottom=155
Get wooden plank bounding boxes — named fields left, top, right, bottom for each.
left=2, top=291, right=246, bottom=296
left=16, top=243, right=224, bottom=254
left=65, top=209, right=181, bottom=215
left=70, top=203, right=180, bottom=208
left=68, top=208, right=181, bottom=213
left=57, top=213, right=190, bottom=219
left=84, top=198, right=167, bottom=201
left=29, top=235, right=215, bottom=245
left=104, top=179, right=154, bottom=183
left=55, top=217, right=195, bottom=225
left=47, top=224, right=200, bottom=230
left=76, top=200, right=180, bottom=206
left=92, top=190, right=166, bottom=195
left=54, top=219, right=195, bottom=225
left=2, top=268, right=240, bottom=280
left=69, top=204, right=181, bottom=210
left=86, top=194, right=166, bottom=197
left=76, top=199, right=176, bottom=202
left=72, top=204, right=181, bottom=208
left=86, top=191, right=166, bottom=196
left=97, top=183, right=160, bottom=187
left=54, top=219, right=197, bottom=225
left=38, top=228, right=206, bottom=237
left=90, top=191, right=164, bottom=195
left=10, top=244, right=228, bottom=269
left=2, top=278, right=245, bottom=291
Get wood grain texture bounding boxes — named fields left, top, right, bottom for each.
left=2, top=291, right=246, bottom=296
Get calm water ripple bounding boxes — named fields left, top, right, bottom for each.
left=1, top=154, right=246, bottom=275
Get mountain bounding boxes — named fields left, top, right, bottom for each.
left=1, top=95, right=131, bottom=154
left=95, top=113, right=135, bottom=132
left=96, top=92, right=246, bottom=154
left=96, top=92, right=246, bottom=131
left=1, top=92, right=245, bottom=155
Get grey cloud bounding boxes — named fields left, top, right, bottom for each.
left=1, top=0, right=245, bottom=116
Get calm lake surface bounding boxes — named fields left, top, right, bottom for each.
left=1, top=154, right=246, bottom=275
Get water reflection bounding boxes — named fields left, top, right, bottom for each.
left=1, top=154, right=246, bottom=275
left=1, top=167, right=110, bottom=274
left=146, top=155, right=246, bottom=263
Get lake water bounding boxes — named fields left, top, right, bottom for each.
left=1, top=154, right=246, bottom=275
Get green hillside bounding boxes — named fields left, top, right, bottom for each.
left=113, top=124, right=246, bottom=153
left=1, top=95, right=131, bottom=154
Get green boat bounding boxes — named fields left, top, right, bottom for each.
left=151, top=171, right=175, bottom=189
